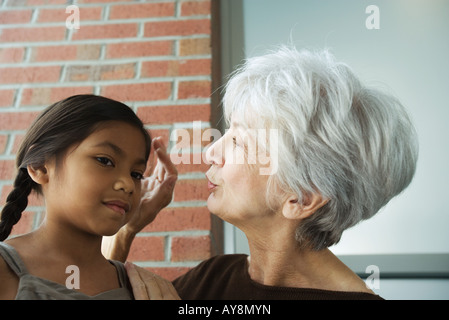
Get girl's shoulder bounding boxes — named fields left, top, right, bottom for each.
left=0, top=250, right=19, bottom=300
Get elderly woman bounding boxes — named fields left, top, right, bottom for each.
left=106, top=47, right=418, bottom=300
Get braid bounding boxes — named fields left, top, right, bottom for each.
left=0, top=168, right=34, bottom=241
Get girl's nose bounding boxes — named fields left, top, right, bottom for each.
left=113, top=174, right=134, bottom=194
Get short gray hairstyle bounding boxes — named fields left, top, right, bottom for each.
left=223, top=47, right=419, bottom=250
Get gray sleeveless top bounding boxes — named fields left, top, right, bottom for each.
left=0, top=242, right=133, bottom=300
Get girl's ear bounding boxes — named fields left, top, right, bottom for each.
left=27, top=164, right=49, bottom=186
left=282, top=193, right=329, bottom=220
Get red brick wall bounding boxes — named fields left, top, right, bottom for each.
left=0, top=0, right=222, bottom=280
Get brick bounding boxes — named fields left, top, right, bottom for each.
left=173, top=178, right=209, bottom=202
left=174, top=154, right=210, bottom=174
left=1, top=185, right=44, bottom=207
left=181, top=1, right=211, bottom=17
left=76, top=44, right=102, bottom=60
left=99, top=63, right=135, bottom=81
left=0, top=48, right=24, bottom=63
left=71, top=23, right=137, bottom=40
left=128, top=236, right=165, bottom=262
left=141, top=59, right=211, bottom=78
left=64, top=63, right=135, bottom=82
left=106, top=41, right=172, bottom=59
left=144, top=19, right=210, bottom=37
left=170, top=151, right=210, bottom=174
left=0, top=111, right=40, bottom=130
left=31, top=44, right=101, bottom=62
left=171, top=235, right=211, bottom=262
left=173, top=127, right=213, bottom=148
left=0, top=26, right=66, bottom=42
left=109, top=2, right=174, bottom=19
left=1, top=185, right=12, bottom=204
left=0, top=66, right=61, bottom=84
left=21, top=86, right=93, bottom=106
left=0, top=159, right=16, bottom=180
left=37, top=6, right=102, bottom=22
left=78, top=0, right=133, bottom=3
left=178, top=80, right=211, bottom=99
left=0, top=135, right=8, bottom=154
left=142, top=206, right=211, bottom=233
left=179, top=38, right=211, bottom=56
left=0, top=184, right=12, bottom=204
left=141, top=61, right=175, bottom=78
left=137, top=104, right=211, bottom=124
left=10, top=134, right=24, bottom=155
left=101, top=82, right=171, bottom=102
left=178, top=59, right=211, bottom=76
left=0, top=89, right=15, bottom=107
left=147, top=128, right=170, bottom=146
left=5, top=0, right=67, bottom=6
left=0, top=9, right=32, bottom=24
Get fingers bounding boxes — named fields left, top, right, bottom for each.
left=125, top=261, right=150, bottom=300
left=144, top=137, right=174, bottom=178
left=125, top=262, right=180, bottom=300
left=153, top=137, right=178, bottom=180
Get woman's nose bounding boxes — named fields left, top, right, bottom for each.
left=205, top=136, right=224, bottom=166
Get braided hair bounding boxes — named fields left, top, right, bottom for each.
left=0, top=95, right=151, bottom=241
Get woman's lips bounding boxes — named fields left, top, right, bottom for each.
left=207, top=180, right=218, bottom=192
left=205, top=171, right=218, bottom=192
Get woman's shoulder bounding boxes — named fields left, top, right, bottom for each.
left=172, top=254, right=249, bottom=300
left=172, top=254, right=247, bottom=285
left=203, top=253, right=248, bottom=264
left=194, top=254, right=248, bottom=274
left=178, top=254, right=248, bottom=279
left=320, top=252, right=377, bottom=295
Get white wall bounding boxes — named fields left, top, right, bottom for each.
left=371, top=279, right=449, bottom=300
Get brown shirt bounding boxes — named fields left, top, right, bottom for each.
left=173, top=254, right=383, bottom=300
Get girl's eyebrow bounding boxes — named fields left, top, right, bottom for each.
left=93, top=141, right=146, bottom=166
left=94, top=141, right=124, bottom=155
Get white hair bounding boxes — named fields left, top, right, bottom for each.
left=223, top=47, right=419, bottom=250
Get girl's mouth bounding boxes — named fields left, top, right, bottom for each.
left=103, top=200, right=130, bottom=215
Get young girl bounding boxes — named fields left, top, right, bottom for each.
left=0, top=94, right=177, bottom=300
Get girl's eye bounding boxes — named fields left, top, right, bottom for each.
left=96, top=157, right=114, bottom=166
left=131, top=172, right=144, bottom=180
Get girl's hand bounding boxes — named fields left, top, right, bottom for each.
left=126, top=137, right=178, bottom=235
left=102, top=137, right=177, bottom=262
left=125, top=262, right=180, bottom=300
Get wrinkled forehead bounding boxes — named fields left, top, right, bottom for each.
left=226, top=101, right=269, bottom=132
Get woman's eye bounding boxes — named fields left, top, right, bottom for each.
left=131, top=172, right=144, bottom=180
left=232, top=136, right=239, bottom=148
left=96, top=157, right=114, bottom=166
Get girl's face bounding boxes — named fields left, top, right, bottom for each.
left=43, top=121, right=147, bottom=236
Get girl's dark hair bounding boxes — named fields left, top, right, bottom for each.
left=0, top=94, right=151, bottom=241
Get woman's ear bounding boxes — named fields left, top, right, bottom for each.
left=282, top=193, right=329, bottom=220
left=27, top=164, right=49, bottom=186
